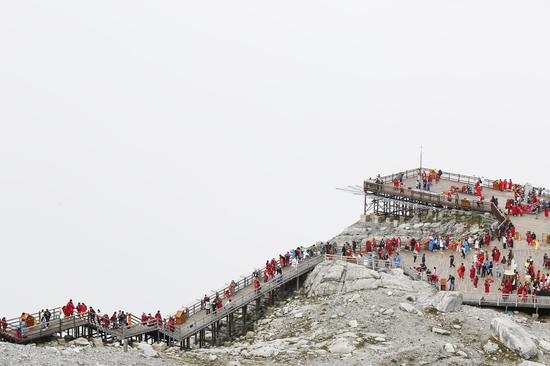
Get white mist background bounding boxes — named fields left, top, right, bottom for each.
left=0, top=1, right=549, bottom=316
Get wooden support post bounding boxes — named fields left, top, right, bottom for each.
left=227, top=315, right=232, bottom=338
left=255, top=298, right=261, bottom=322
left=211, top=322, right=216, bottom=346
left=242, top=305, right=247, bottom=335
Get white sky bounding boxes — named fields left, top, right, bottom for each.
left=1, top=1, right=549, bottom=317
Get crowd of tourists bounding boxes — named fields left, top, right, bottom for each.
left=324, top=222, right=550, bottom=300
left=1, top=244, right=320, bottom=340
left=0, top=298, right=179, bottom=339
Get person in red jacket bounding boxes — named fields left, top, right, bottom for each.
left=457, top=263, right=466, bottom=279
left=1, top=317, right=7, bottom=331
left=473, top=276, right=479, bottom=288
left=66, top=300, right=75, bottom=316
left=154, top=311, right=162, bottom=326
left=469, top=266, right=476, bottom=280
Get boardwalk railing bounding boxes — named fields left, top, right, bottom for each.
left=177, top=252, right=318, bottom=321
left=173, top=255, right=325, bottom=341
left=364, top=181, right=493, bottom=213
left=462, top=292, right=550, bottom=308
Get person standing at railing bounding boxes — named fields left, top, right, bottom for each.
left=1, top=317, right=7, bottom=332
left=66, top=299, right=75, bottom=317
left=154, top=310, right=162, bottom=326
left=88, top=307, right=96, bottom=324
left=230, top=280, right=237, bottom=295
left=102, top=313, right=110, bottom=328
left=111, top=312, right=118, bottom=328
left=203, top=294, right=211, bottom=314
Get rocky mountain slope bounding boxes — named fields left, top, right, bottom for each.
left=2, top=215, right=549, bottom=366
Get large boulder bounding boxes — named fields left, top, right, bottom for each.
left=491, top=317, right=538, bottom=359
left=304, top=261, right=381, bottom=297
left=151, top=342, right=167, bottom=352
left=72, top=338, right=90, bottom=347
left=249, top=346, right=280, bottom=357
left=430, top=292, right=463, bottom=312
left=136, top=342, right=159, bottom=358
left=518, top=361, right=546, bottom=366
left=91, top=338, right=104, bottom=348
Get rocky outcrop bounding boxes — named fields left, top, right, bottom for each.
left=304, top=261, right=381, bottom=297
left=429, top=291, right=463, bottom=312
left=491, top=317, right=538, bottom=359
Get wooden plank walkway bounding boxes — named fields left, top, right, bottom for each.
left=1, top=168, right=548, bottom=346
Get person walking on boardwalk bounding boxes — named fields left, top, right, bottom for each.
left=253, top=275, right=261, bottom=295
left=448, top=274, right=455, bottom=291
left=449, top=254, right=455, bottom=268
left=457, top=263, right=465, bottom=279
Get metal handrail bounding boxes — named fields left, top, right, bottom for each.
left=177, top=252, right=315, bottom=320
left=461, top=292, right=550, bottom=308
left=174, top=255, right=324, bottom=340
left=364, top=181, right=493, bottom=213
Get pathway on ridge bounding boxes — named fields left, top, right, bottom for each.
left=388, top=175, right=550, bottom=296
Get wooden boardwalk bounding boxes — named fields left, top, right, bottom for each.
left=1, top=167, right=548, bottom=348
left=0, top=256, right=324, bottom=346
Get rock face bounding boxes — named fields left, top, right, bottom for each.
left=304, top=261, right=381, bottom=297
left=430, top=291, right=463, bottom=312
left=491, top=317, right=538, bottom=359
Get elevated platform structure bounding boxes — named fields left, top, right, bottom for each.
left=365, top=168, right=511, bottom=223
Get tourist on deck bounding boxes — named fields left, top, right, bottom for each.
left=253, top=275, right=261, bottom=295
left=110, top=312, right=117, bottom=328
left=457, top=263, right=466, bottom=279
left=154, top=310, right=162, bottom=326
left=204, top=294, right=211, bottom=313
left=102, top=313, right=110, bottom=328
left=448, top=274, right=455, bottom=291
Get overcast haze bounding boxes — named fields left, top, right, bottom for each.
left=0, top=1, right=549, bottom=316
